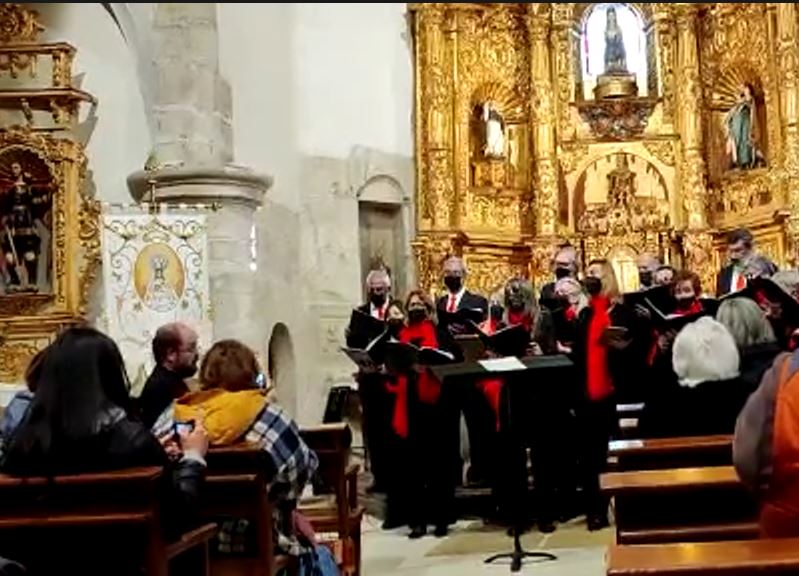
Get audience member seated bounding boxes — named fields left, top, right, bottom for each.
left=0, top=346, right=46, bottom=441
left=640, top=317, right=749, bottom=438
left=735, top=348, right=799, bottom=538
left=153, top=339, right=318, bottom=557
left=138, top=322, right=200, bottom=427
left=0, top=327, right=208, bottom=539
left=717, top=297, right=781, bottom=393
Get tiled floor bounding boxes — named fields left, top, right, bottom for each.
left=361, top=515, right=609, bottom=575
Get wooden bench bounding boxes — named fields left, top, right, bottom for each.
left=607, top=539, right=799, bottom=575
left=300, top=423, right=364, bottom=576
left=0, top=466, right=216, bottom=576
left=205, top=443, right=292, bottom=576
left=601, top=466, right=758, bottom=545
left=608, top=435, right=733, bottom=471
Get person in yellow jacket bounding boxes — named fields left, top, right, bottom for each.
left=153, top=339, right=317, bottom=557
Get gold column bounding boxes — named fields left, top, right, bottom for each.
left=775, top=2, right=799, bottom=258
left=652, top=4, right=677, bottom=131
left=674, top=4, right=707, bottom=231
left=528, top=4, right=558, bottom=238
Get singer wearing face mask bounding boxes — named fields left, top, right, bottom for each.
left=540, top=244, right=578, bottom=310
left=573, top=259, right=644, bottom=531
left=345, top=269, right=394, bottom=502
left=435, top=256, right=491, bottom=486
left=636, top=253, right=661, bottom=291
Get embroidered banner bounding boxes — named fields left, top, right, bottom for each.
left=101, top=211, right=212, bottom=393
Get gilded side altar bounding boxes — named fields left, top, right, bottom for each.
left=411, top=3, right=799, bottom=296
left=0, top=4, right=97, bottom=382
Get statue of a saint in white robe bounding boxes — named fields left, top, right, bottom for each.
left=482, top=102, right=505, bottom=159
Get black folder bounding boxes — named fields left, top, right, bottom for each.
left=341, top=329, right=390, bottom=370
left=346, top=308, right=386, bottom=349
left=624, top=285, right=674, bottom=313
left=383, top=341, right=455, bottom=373
left=438, top=307, right=486, bottom=331
left=467, top=321, right=531, bottom=358
left=645, top=297, right=708, bottom=331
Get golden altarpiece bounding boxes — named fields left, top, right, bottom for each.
left=0, top=5, right=97, bottom=382
left=411, top=3, right=799, bottom=296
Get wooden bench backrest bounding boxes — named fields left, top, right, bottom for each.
left=0, top=466, right=166, bottom=575
left=300, top=424, right=353, bottom=535
left=609, top=435, right=733, bottom=471
left=607, top=539, right=799, bottom=575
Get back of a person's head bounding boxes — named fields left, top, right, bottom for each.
left=672, top=317, right=740, bottom=388
left=716, top=298, right=776, bottom=349
left=199, top=339, right=261, bottom=392
left=772, top=270, right=799, bottom=300
left=4, top=327, right=132, bottom=473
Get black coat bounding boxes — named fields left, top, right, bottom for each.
left=138, top=365, right=190, bottom=428
left=716, top=265, right=735, bottom=297
left=435, top=290, right=489, bottom=317
left=639, top=377, right=751, bottom=438
left=739, top=342, right=781, bottom=394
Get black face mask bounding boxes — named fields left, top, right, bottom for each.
left=555, top=267, right=572, bottom=280
left=444, top=275, right=462, bottom=293
left=490, top=304, right=504, bottom=321
left=408, top=308, right=427, bottom=324
left=639, top=271, right=653, bottom=287
left=675, top=297, right=695, bottom=311
left=584, top=276, right=602, bottom=296
left=369, top=292, right=387, bottom=308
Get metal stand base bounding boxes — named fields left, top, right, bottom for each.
left=484, top=529, right=557, bottom=572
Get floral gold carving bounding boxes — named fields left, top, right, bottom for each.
left=559, top=143, right=589, bottom=175
left=683, top=231, right=715, bottom=298
left=643, top=140, right=676, bottom=167
left=0, top=4, right=43, bottom=44
left=575, top=98, right=658, bottom=141
left=0, top=342, right=39, bottom=382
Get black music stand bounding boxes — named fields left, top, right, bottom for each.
left=431, top=355, right=572, bottom=572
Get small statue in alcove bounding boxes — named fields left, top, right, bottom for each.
left=724, top=83, right=766, bottom=170
left=482, top=102, right=505, bottom=158
left=603, top=6, right=628, bottom=75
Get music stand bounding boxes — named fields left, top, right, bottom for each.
left=431, top=355, right=571, bottom=572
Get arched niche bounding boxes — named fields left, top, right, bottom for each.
left=574, top=3, right=655, bottom=100
left=267, top=323, right=296, bottom=402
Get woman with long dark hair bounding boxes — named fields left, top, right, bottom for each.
left=1, top=327, right=208, bottom=535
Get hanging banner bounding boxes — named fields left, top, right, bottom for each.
left=101, top=211, right=212, bottom=393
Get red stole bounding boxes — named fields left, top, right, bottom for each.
left=587, top=296, right=614, bottom=401
left=385, top=320, right=440, bottom=439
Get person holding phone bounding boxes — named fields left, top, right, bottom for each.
left=573, top=259, right=643, bottom=530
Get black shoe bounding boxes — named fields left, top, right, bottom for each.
left=538, top=520, right=557, bottom=534
left=433, top=525, right=449, bottom=538
left=587, top=515, right=609, bottom=531
left=408, top=526, right=427, bottom=539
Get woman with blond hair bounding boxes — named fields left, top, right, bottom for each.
left=573, top=259, right=644, bottom=530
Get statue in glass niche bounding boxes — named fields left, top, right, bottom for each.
left=724, top=83, right=766, bottom=170
left=603, top=6, right=628, bottom=75
left=482, top=102, right=505, bottom=158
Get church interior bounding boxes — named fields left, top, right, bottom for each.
left=3, top=2, right=799, bottom=575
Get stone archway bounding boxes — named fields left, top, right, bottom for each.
left=267, top=323, right=296, bottom=402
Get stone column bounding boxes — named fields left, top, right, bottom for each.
left=775, top=2, right=799, bottom=259
left=528, top=4, right=558, bottom=238
left=128, top=3, right=271, bottom=352
left=674, top=4, right=707, bottom=232
left=150, top=3, right=233, bottom=167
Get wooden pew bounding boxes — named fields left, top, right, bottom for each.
left=299, top=423, right=364, bottom=576
left=609, top=435, right=733, bottom=471
left=204, top=443, right=291, bottom=576
left=601, top=466, right=758, bottom=545
left=607, top=539, right=799, bottom=575
left=0, top=466, right=216, bottom=576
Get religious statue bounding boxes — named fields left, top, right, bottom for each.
left=0, top=161, right=51, bottom=293
left=482, top=102, right=505, bottom=158
left=603, top=7, right=628, bottom=75
left=142, top=254, right=179, bottom=313
left=607, top=154, right=636, bottom=207
left=724, top=83, right=765, bottom=170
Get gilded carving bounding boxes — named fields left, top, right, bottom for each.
left=683, top=231, right=715, bottom=297
left=0, top=341, right=39, bottom=382
left=575, top=98, right=657, bottom=141
left=653, top=5, right=676, bottom=127
left=0, top=4, right=43, bottom=44
left=559, top=142, right=589, bottom=175
left=643, top=140, right=676, bottom=167
left=468, top=258, right=528, bottom=300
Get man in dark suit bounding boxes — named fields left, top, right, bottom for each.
left=540, top=244, right=578, bottom=309
left=435, top=257, right=491, bottom=486
left=717, top=228, right=754, bottom=296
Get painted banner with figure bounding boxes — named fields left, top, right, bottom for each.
left=101, top=211, right=212, bottom=394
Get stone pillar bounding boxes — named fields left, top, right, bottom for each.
left=674, top=4, right=707, bottom=232
left=775, top=2, right=799, bottom=260
left=150, top=3, right=233, bottom=167
left=528, top=4, right=558, bottom=238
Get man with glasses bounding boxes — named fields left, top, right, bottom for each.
left=138, top=322, right=200, bottom=427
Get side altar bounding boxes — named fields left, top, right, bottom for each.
left=0, top=4, right=98, bottom=383
left=411, top=3, right=799, bottom=295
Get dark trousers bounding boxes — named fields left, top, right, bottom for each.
left=461, top=382, right=496, bottom=484
left=576, top=397, right=617, bottom=519
left=358, top=373, right=391, bottom=490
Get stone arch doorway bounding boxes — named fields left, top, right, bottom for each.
left=267, top=323, right=296, bottom=402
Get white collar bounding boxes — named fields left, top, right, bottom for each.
left=447, top=287, right=466, bottom=301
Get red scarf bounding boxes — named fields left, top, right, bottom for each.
left=385, top=320, right=440, bottom=439
left=564, top=305, right=577, bottom=322
left=507, top=309, right=533, bottom=332
left=586, top=295, right=614, bottom=401
left=674, top=299, right=703, bottom=317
